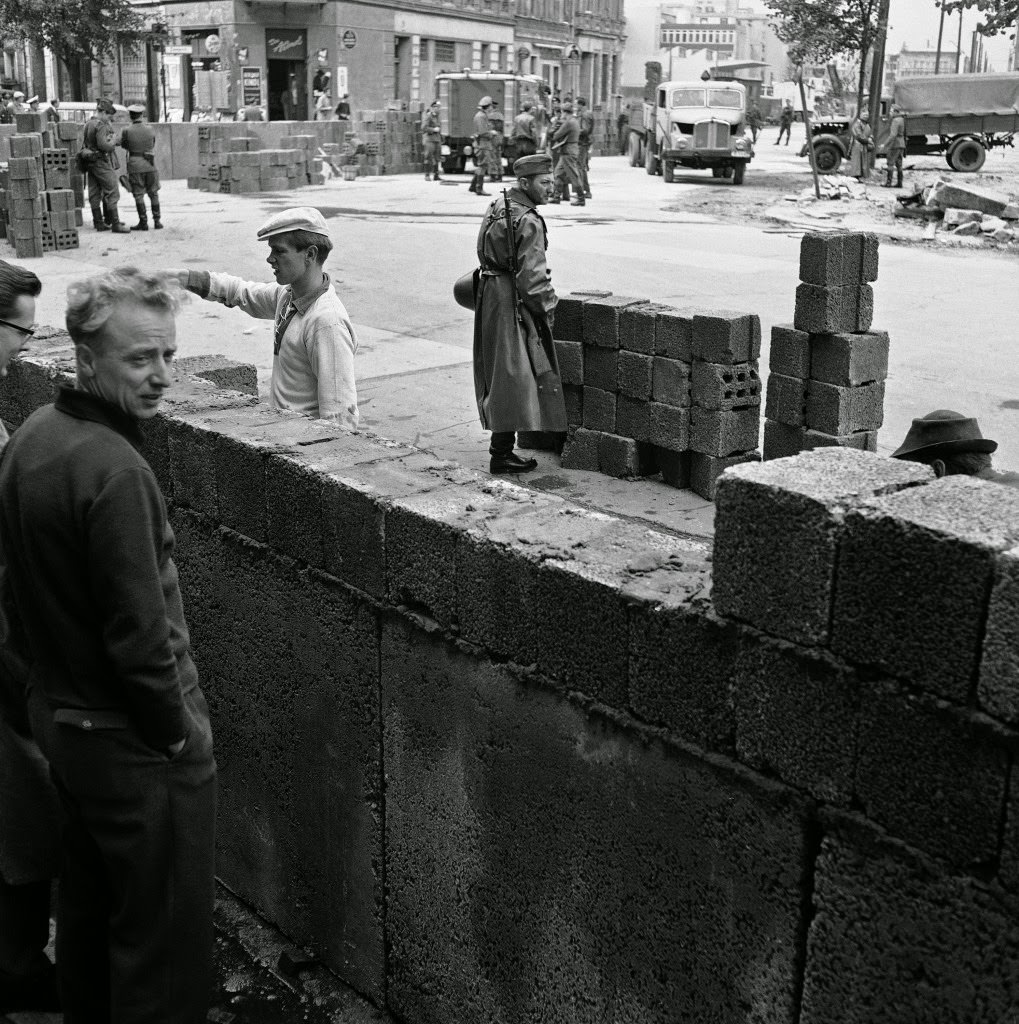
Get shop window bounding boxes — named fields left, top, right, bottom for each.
left=434, top=39, right=455, bottom=63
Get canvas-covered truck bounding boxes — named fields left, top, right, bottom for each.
left=627, top=78, right=754, bottom=184
left=434, top=71, right=545, bottom=175
left=805, top=72, right=1019, bottom=174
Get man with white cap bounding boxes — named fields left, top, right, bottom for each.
left=8, top=92, right=27, bottom=116
left=171, top=207, right=358, bottom=428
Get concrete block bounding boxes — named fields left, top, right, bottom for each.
left=794, top=283, right=873, bottom=334
left=617, top=350, right=654, bottom=400
left=265, top=454, right=323, bottom=568
left=734, top=640, right=858, bottom=804
left=769, top=325, right=811, bottom=380
left=765, top=373, right=807, bottom=427
left=649, top=403, right=690, bottom=451
left=691, top=310, right=758, bottom=364
left=615, top=395, right=651, bottom=442
left=855, top=679, right=1008, bottom=867
left=382, top=616, right=808, bottom=1024
left=858, top=232, right=879, bottom=283
left=560, top=425, right=600, bottom=471
left=552, top=296, right=584, bottom=343
left=139, top=414, right=171, bottom=497
left=214, top=432, right=267, bottom=543
left=804, top=428, right=878, bottom=453
left=652, top=357, right=691, bottom=407
left=629, top=606, right=738, bottom=752
left=554, top=339, right=583, bottom=385
left=582, top=386, right=616, bottom=433
left=800, top=831, right=1019, bottom=1024
left=619, top=302, right=668, bottom=354
left=582, top=296, right=648, bottom=349
left=655, top=308, right=694, bottom=361
left=174, top=354, right=259, bottom=396
left=927, top=179, right=1013, bottom=217
left=689, top=406, right=760, bottom=457
left=799, top=231, right=855, bottom=287
left=598, top=432, right=653, bottom=478
left=978, top=546, right=1019, bottom=723
left=564, top=384, right=583, bottom=425
left=692, top=361, right=761, bottom=411
left=690, top=450, right=761, bottom=502
left=167, top=420, right=218, bottom=516
left=713, top=448, right=932, bottom=646
left=832, top=476, right=1019, bottom=701
left=809, top=330, right=889, bottom=387
left=805, top=379, right=885, bottom=435
left=654, top=447, right=691, bottom=488
left=943, top=207, right=982, bottom=227
left=582, top=346, right=617, bottom=392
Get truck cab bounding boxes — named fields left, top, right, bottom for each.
left=644, top=79, right=753, bottom=184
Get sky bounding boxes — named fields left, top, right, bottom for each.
left=883, top=0, right=1015, bottom=67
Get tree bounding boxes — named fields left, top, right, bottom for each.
left=939, top=0, right=1018, bottom=39
left=0, top=0, right=146, bottom=68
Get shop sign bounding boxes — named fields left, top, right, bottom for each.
left=242, top=66, right=262, bottom=105
left=165, top=44, right=192, bottom=56
left=341, top=30, right=357, bottom=50
left=317, top=47, right=329, bottom=64
left=205, top=33, right=222, bottom=55
left=237, top=46, right=249, bottom=63
left=267, top=28, right=307, bottom=59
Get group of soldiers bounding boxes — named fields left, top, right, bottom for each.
left=465, top=93, right=594, bottom=205
left=82, top=99, right=162, bottom=234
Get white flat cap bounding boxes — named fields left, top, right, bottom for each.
left=257, top=206, right=330, bottom=241
left=27, top=96, right=38, bottom=104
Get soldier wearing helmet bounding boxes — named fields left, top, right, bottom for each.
left=469, top=96, right=495, bottom=196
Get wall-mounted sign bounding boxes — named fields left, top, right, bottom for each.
left=237, top=46, right=249, bottom=63
left=242, top=66, right=262, bottom=105
left=164, top=44, right=192, bottom=56
left=341, top=30, right=357, bottom=50
left=267, top=28, right=307, bottom=59
left=205, top=33, right=222, bottom=56
left=336, top=66, right=349, bottom=96
left=317, top=47, right=328, bottom=64
left=563, top=43, right=581, bottom=61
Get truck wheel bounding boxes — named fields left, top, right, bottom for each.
left=949, top=138, right=986, bottom=172
left=813, top=141, right=842, bottom=174
left=645, top=143, right=659, bottom=176
left=627, top=133, right=641, bottom=167
left=711, top=167, right=723, bottom=178
left=663, top=160, right=674, bottom=183
left=733, top=162, right=746, bottom=185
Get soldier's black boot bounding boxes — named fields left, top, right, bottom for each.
left=109, top=210, right=131, bottom=234
left=896, top=174, right=903, bottom=188
left=151, top=199, right=163, bottom=229
left=91, top=205, right=110, bottom=231
left=102, top=201, right=113, bottom=226
left=474, top=173, right=490, bottom=196
left=131, top=199, right=148, bottom=230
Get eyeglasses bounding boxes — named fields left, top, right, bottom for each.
left=0, top=318, right=35, bottom=340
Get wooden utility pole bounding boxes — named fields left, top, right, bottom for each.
left=867, top=0, right=891, bottom=177
left=798, top=69, right=820, bottom=199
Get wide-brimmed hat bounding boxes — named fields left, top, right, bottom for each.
left=891, top=409, right=998, bottom=460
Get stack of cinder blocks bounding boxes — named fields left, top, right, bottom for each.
left=190, top=125, right=326, bottom=194
left=554, top=292, right=762, bottom=499
left=764, top=231, right=887, bottom=460
left=0, top=111, right=84, bottom=257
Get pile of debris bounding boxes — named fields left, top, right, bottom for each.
left=898, top=178, right=1019, bottom=242
left=787, top=175, right=875, bottom=203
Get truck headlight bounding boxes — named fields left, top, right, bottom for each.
left=464, top=144, right=473, bottom=156
left=732, top=137, right=749, bottom=152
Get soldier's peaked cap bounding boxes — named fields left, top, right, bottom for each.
left=257, top=207, right=331, bottom=241
left=479, top=95, right=493, bottom=107
left=128, top=103, right=145, bottom=114
left=513, top=154, right=552, bottom=177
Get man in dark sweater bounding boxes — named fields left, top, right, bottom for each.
left=0, top=267, right=217, bottom=1023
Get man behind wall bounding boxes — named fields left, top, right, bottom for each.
left=0, top=260, right=62, bottom=1016
left=170, top=206, right=358, bottom=429
left=0, top=266, right=217, bottom=1022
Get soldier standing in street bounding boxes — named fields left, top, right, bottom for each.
left=510, top=99, right=539, bottom=158
left=549, top=100, right=584, bottom=206
left=472, top=153, right=567, bottom=474
left=883, top=104, right=906, bottom=189
left=83, top=99, right=130, bottom=233
left=422, top=99, right=443, bottom=181
left=488, top=99, right=505, bottom=181
left=121, top=103, right=162, bottom=230
left=575, top=96, right=594, bottom=200
left=469, top=96, right=495, bottom=196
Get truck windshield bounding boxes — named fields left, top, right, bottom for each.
left=707, top=88, right=743, bottom=108
left=670, top=89, right=705, bottom=107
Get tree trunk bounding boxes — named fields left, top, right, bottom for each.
left=798, top=70, right=821, bottom=200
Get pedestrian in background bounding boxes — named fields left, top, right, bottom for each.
left=472, top=153, right=566, bottom=474
left=422, top=100, right=443, bottom=181
left=121, top=103, right=162, bottom=230
left=576, top=96, right=594, bottom=200
left=747, top=102, right=763, bottom=144
left=0, top=260, right=62, bottom=1017
left=0, top=267, right=217, bottom=1023
left=83, top=99, right=129, bottom=233
left=883, top=103, right=905, bottom=189
left=171, top=207, right=359, bottom=428
left=469, top=95, right=495, bottom=196
left=776, top=103, right=794, bottom=145
left=45, top=98, right=60, bottom=123
left=315, top=88, right=333, bottom=121
left=549, top=100, right=584, bottom=206
left=335, top=93, right=351, bottom=120
left=510, top=99, right=538, bottom=158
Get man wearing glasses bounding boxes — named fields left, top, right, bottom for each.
left=0, top=260, right=63, bottom=1016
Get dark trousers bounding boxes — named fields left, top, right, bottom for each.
left=423, top=140, right=441, bottom=176
left=776, top=124, right=791, bottom=144
left=0, top=874, right=50, bottom=978
left=885, top=149, right=904, bottom=184
left=87, top=164, right=120, bottom=218
left=490, top=431, right=516, bottom=456
left=35, top=686, right=217, bottom=1024
left=578, top=143, right=590, bottom=194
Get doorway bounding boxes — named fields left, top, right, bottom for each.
left=268, top=59, right=306, bottom=120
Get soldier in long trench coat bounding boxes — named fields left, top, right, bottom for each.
left=473, top=153, right=567, bottom=474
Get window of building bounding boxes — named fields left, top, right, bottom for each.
left=434, top=39, right=456, bottom=63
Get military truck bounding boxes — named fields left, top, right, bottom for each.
left=626, top=77, right=754, bottom=184
left=434, top=70, right=546, bottom=175
left=805, top=72, right=1019, bottom=174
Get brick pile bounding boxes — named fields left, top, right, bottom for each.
left=764, top=231, right=888, bottom=460
left=188, top=125, right=327, bottom=194
left=348, top=109, right=423, bottom=176
left=555, top=292, right=762, bottom=500
left=0, top=111, right=85, bottom=257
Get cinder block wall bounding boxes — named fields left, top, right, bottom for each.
left=7, top=338, right=1019, bottom=1024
